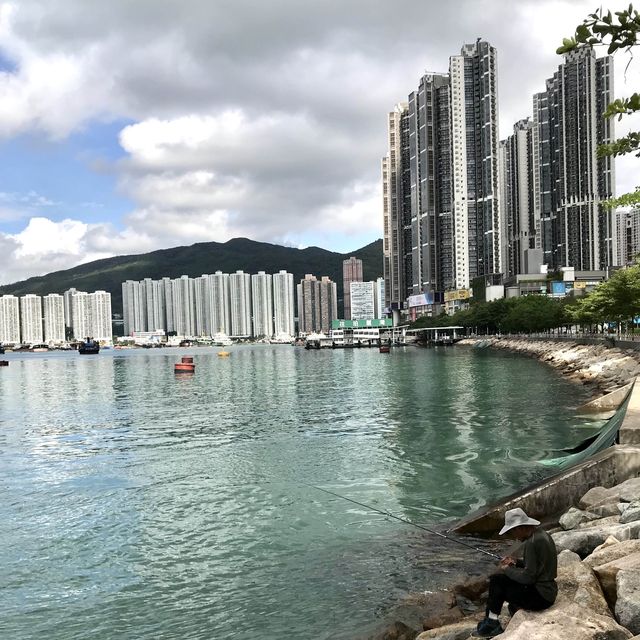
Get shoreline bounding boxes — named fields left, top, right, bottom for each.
left=370, top=337, right=640, bottom=639
left=457, top=336, right=640, bottom=396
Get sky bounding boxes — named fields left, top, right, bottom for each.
left=0, top=0, right=638, bottom=285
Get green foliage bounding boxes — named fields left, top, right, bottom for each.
left=559, top=4, right=640, bottom=207
left=598, top=131, right=640, bottom=157
left=605, top=186, right=640, bottom=207
left=501, top=296, right=567, bottom=333
left=410, top=295, right=572, bottom=334
left=569, top=263, right=640, bottom=324
left=603, top=94, right=640, bottom=120
left=557, top=6, right=640, bottom=55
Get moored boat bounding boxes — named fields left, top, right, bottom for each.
left=270, top=333, right=294, bottom=345
left=78, top=338, right=100, bottom=355
left=212, top=332, right=233, bottom=346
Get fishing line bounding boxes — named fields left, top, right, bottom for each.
left=305, top=482, right=502, bottom=561
left=120, top=472, right=502, bottom=560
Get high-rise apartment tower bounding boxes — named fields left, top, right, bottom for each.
left=342, top=256, right=363, bottom=319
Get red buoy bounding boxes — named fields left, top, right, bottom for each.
left=175, top=362, right=195, bottom=373
left=181, top=356, right=194, bottom=363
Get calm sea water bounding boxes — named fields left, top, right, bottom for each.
left=1, top=345, right=596, bottom=639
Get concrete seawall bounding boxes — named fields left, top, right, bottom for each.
left=451, top=338, right=640, bottom=537
left=452, top=444, right=640, bottom=535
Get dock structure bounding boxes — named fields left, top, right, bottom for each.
left=405, top=326, right=466, bottom=346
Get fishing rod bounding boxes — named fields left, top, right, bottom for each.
left=125, top=473, right=500, bottom=560
left=306, top=482, right=502, bottom=561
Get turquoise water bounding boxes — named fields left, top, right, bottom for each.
left=1, top=346, right=595, bottom=639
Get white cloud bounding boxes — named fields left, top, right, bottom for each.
left=0, top=0, right=637, bottom=283
left=9, top=217, right=88, bottom=257
left=0, top=217, right=156, bottom=284
left=114, top=110, right=381, bottom=247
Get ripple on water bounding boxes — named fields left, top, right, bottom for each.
left=0, top=346, right=593, bottom=639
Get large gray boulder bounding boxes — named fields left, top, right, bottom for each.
left=561, top=507, right=601, bottom=531
left=622, top=501, right=640, bottom=525
left=555, top=550, right=611, bottom=616
left=580, top=486, right=622, bottom=510
left=592, top=551, right=640, bottom=609
left=553, top=522, right=640, bottom=557
left=584, top=540, right=640, bottom=569
left=377, top=589, right=462, bottom=638
left=415, top=619, right=478, bottom=640
left=498, top=603, right=632, bottom=639
left=616, top=568, right=640, bottom=634
left=579, top=478, right=640, bottom=512
left=578, top=515, right=621, bottom=529
left=592, top=502, right=625, bottom=518
left=618, top=478, right=640, bottom=503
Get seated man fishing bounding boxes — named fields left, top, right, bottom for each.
left=473, top=507, right=558, bottom=638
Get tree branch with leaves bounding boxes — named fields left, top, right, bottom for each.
left=559, top=5, right=640, bottom=207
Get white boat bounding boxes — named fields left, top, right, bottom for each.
left=270, top=333, right=294, bottom=344
left=212, top=332, right=233, bottom=347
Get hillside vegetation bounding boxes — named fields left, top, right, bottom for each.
left=0, top=237, right=383, bottom=314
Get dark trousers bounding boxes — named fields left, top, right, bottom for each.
left=486, top=573, right=553, bottom=616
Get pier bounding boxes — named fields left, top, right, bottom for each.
left=405, top=325, right=465, bottom=347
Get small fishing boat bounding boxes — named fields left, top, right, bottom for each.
left=0, top=360, right=8, bottom=367
left=78, top=338, right=100, bottom=355
left=379, top=340, right=391, bottom=353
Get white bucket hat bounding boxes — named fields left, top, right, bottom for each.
left=499, top=507, right=540, bottom=535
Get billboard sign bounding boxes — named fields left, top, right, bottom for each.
left=444, top=289, right=471, bottom=302
left=407, top=293, right=434, bottom=308
left=331, top=318, right=393, bottom=329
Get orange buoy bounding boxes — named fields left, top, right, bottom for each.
left=174, top=362, right=195, bottom=373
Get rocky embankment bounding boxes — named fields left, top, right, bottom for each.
left=459, top=337, right=640, bottom=395
left=372, top=478, right=640, bottom=640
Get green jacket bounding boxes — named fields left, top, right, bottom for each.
left=504, top=527, right=558, bottom=603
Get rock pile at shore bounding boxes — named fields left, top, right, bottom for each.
left=371, top=476, right=640, bottom=640
left=458, top=337, right=640, bottom=395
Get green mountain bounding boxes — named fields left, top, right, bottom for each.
left=0, top=237, right=383, bottom=314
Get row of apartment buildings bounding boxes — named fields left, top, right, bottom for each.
left=382, top=40, right=622, bottom=312
left=123, top=271, right=297, bottom=339
left=0, top=290, right=112, bottom=345
left=123, top=270, right=386, bottom=339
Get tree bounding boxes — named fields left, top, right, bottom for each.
left=409, top=296, right=568, bottom=334
left=569, top=263, right=640, bottom=330
left=558, top=5, right=640, bottom=206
